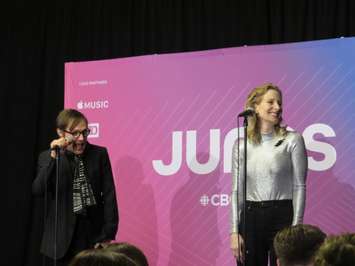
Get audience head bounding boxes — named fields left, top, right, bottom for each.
left=314, top=233, right=355, bottom=266
left=69, top=248, right=138, bottom=266
left=274, top=224, right=326, bottom=266
left=105, top=242, right=149, bottom=266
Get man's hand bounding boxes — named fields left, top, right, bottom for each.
left=49, top=137, right=71, bottom=158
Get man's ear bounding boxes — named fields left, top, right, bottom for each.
left=57, top=128, right=64, bottom=137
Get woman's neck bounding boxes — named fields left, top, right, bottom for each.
left=259, top=122, right=275, bottom=135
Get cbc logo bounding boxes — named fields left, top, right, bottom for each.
left=200, top=194, right=230, bottom=207
left=88, top=123, right=99, bottom=138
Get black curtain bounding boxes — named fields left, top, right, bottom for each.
left=3, top=1, right=355, bottom=265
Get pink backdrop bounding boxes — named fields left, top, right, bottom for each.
left=65, top=37, right=355, bottom=266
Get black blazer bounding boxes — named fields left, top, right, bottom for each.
left=32, top=143, right=118, bottom=259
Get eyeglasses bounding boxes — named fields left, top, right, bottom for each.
left=63, top=128, right=91, bottom=138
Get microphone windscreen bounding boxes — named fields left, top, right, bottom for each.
left=238, top=107, right=255, bottom=117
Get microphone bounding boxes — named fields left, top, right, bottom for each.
left=65, top=135, right=74, bottom=144
left=51, top=135, right=74, bottom=150
left=238, top=107, right=255, bottom=117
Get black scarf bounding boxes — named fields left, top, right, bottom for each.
left=73, top=155, right=96, bottom=215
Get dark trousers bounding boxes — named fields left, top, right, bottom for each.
left=239, top=200, right=293, bottom=266
left=44, top=214, right=92, bottom=266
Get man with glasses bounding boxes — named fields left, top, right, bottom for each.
left=32, top=109, right=119, bottom=266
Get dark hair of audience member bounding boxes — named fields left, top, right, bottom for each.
left=105, top=242, right=149, bottom=266
left=314, top=233, right=355, bottom=266
left=273, top=224, right=326, bottom=266
left=69, top=248, right=138, bottom=266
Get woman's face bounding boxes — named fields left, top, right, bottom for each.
left=255, top=89, right=282, bottom=127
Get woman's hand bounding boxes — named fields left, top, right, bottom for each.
left=230, top=233, right=244, bottom=263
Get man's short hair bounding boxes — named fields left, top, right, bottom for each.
left=314, top=233, right=355, bottom=266
left=273, top=224, right=326, bottom=266
left=56, top=109, right=88, bottom=131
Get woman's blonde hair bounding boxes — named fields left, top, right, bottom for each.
left=245, top=83, right=287, bottom=144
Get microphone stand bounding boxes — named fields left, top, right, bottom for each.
left=54, top=147, right=60, bottom=266
left=236, top=115, right=248, bottom=266
left=242, top=116, right=248, bottom=266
